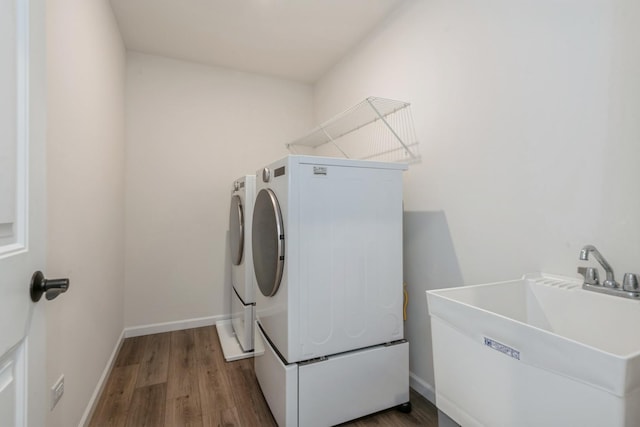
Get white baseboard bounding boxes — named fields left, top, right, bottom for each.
left=79, top=329, right=125, bottom=427
left=410, top=371, right=436, bottom=405
left=123, top=314, right=227, bottom=338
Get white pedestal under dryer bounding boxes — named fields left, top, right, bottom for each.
left=252, top=155, right=410, bottom=427
left=226, top=175, right=256, bottom=354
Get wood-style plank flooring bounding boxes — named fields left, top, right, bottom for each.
left=89, top=326, right=439, bottom=426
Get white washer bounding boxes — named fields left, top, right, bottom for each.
left=252, top=155, right=409, bottom=426
left=229, top=175, right=256, bottom=352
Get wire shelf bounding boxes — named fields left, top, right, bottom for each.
left=286, top=97, right=420, bottom=164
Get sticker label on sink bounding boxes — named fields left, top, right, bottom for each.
left=484, top=337, right=520, bottom=360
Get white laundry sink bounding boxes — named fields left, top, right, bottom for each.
left=427, top=273, right=640, bottom=427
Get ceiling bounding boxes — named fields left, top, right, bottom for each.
left=108, top=0, right=404, bottom=83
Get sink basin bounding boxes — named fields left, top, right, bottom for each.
left=427, top=273, right=640, bottom=427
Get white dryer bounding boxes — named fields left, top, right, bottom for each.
left=252, top=155, right=410, bottom=426
left=229, top=175, right=256, bottom=352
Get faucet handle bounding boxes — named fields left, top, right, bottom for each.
left=586, top=267, right=600, bottom=285
left=578, top=266, right=600, bottom=285
left=622, top=273, right=639, bottom=292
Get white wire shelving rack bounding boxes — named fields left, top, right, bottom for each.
left=286, top=97, right=420, bottom=164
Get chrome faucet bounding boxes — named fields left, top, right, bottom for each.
left=579, top=245, right=618, bottom=288
left=578, top=244, right=640, bottom=300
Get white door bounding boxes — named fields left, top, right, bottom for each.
left=0, top=0, right=47, bottom=425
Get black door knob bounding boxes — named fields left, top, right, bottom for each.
left=30, top=271, right=70, bottom=302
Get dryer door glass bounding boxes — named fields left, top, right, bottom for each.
left=229, top=194, right=244, bottom=266
left=252, top=189, right=284, bottom=297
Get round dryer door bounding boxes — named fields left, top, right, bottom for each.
left=229, top=194, right=244, bottom=266
left=252, top=189, right=284, bottom=297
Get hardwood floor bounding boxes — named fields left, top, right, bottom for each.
left=89, top=326, right=439, bottom=426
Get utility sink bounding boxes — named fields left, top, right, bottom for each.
left=427, top=273, right=640, bottom=427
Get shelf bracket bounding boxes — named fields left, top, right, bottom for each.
left=321, top=126, right=350, bottom=159
left=366, top=98, right=417, bottom=161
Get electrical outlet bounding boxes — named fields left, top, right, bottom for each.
left=51, top=375, right=64, bottom=410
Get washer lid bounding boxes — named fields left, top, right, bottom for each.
left=252, top=188, right=285, bottom=297
left=229, top=194, right=244, bottom=266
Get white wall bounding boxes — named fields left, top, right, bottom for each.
left=46, top=0, right=126, bottom=425
left=315, top=0, right=640, bottom=398
left=124, top=53, right=313, bottom=328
